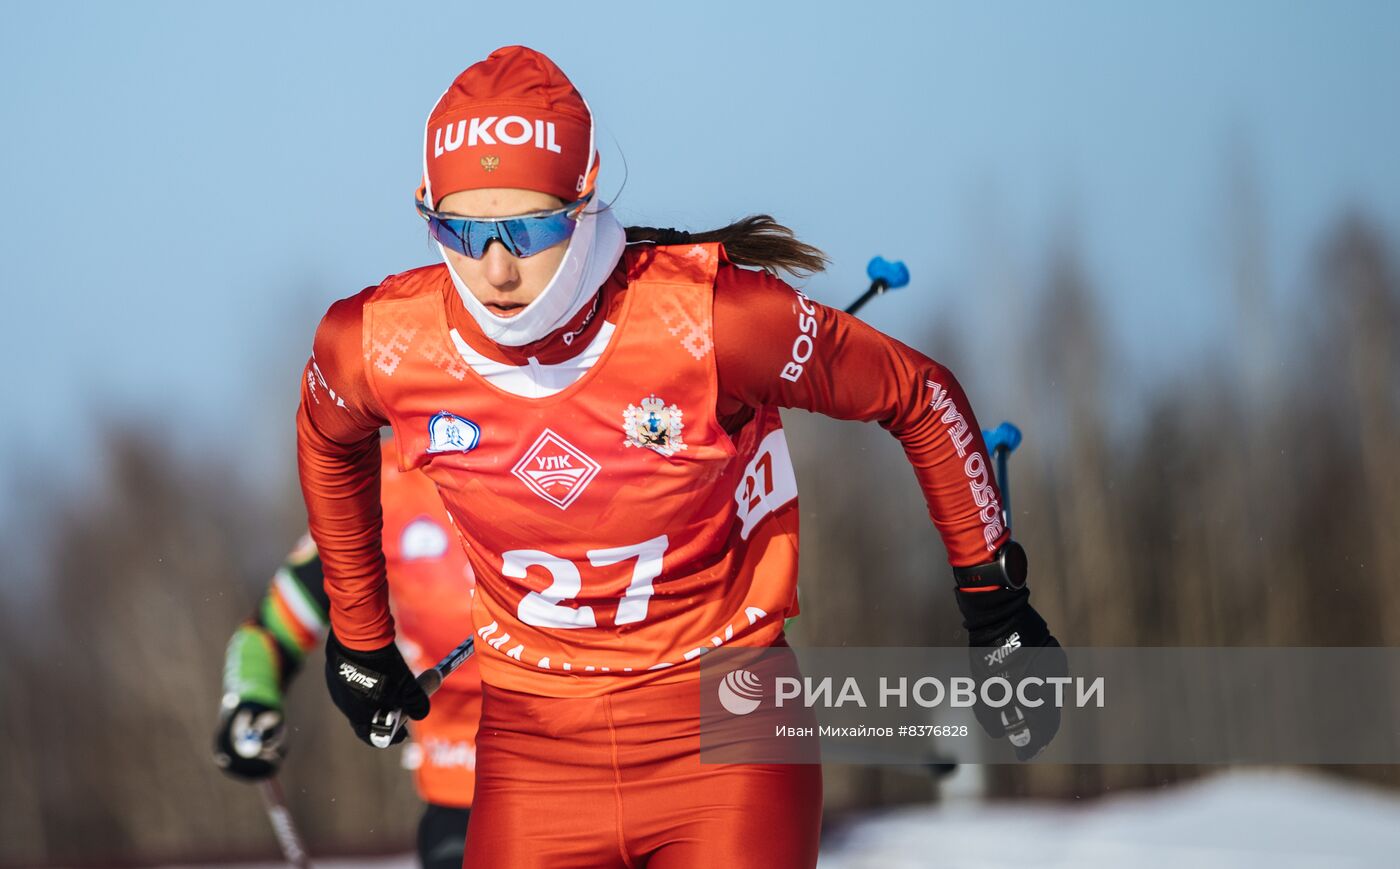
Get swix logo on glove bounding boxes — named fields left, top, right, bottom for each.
left=433, top=117, right=564, bottom=157
left=984, top=632, right=1022, bottom=669
left=338, top=662, right=382, bottom=695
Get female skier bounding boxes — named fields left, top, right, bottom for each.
left=215, top=442, right=480, bottom=869
left=298, top=45, right=1064, bottom=868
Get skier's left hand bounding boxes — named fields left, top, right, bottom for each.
left=953, top=546, right=1068, bottom=761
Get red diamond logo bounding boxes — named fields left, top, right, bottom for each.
left=511, top=429, right=601, bottom=510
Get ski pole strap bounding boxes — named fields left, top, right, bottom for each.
left=369, top=636, right=475, bottom=749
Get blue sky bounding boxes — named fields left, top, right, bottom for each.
left=2, top=1, right=1398, bottom=510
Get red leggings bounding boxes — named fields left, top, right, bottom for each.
left=464, top=678, right=822, bottom=868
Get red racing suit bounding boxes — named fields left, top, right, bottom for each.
left=297, top=242, right=1005, bottom=866
left=300, top=244, right=1005, bottom=670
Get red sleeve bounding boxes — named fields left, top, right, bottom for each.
left=713, top=264, right=1008, bottom=567
left=295, top=289, right=397, bottom=651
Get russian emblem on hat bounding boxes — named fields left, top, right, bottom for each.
left=623, top=395, right=687, bottom=457
left=427, top=411, right=481, bottom=454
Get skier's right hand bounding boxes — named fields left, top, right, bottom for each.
left=952, top=542, right=1069, bottom=761
left=325, top=631, right=430, bottom=746
left=213, top=698, right=286, bottom=781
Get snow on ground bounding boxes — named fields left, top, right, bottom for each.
left=817, top=769, right=1400, bottom=869
left=172, top=769, right=1400, bottom=868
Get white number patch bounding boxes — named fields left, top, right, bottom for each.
left=508, top=535, right=670, bottom=629
left=734, top=429, right=799, bottom=540
left=507, top=550, right=595, bottom=629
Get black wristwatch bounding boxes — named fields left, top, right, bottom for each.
left=952, top=540, right=1028, bottom=591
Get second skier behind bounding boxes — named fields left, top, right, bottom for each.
left=215, top=441, right=480, bottom=869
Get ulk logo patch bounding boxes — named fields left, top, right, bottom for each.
left=511, top=429, right=601, bottom=510
left=427, top=411, right=480, bottom=454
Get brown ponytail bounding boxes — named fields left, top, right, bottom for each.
left=625, top=215, right=828, bottom=278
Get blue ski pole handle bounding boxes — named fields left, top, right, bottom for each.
left=982, top=421, right=1022, bottom=456
left=369, top=636, right=476, bottom=749
left=982, top=422, right=1022, bottom=533
left=867, top=256, right=911, bottom=290
left=845, top=256, right=911, bottom=315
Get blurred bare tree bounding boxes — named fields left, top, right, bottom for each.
left=0, top=430, right=422, bottom=866
left=797, top=205, right=1400, bottom=813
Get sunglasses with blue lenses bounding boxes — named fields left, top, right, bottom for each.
left=416, top=190, right=592, bottom=259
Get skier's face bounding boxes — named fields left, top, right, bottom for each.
left=437, top=188, right=572, bottom=318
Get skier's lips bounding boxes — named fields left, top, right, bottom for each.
left=485, top=301, right=526, bottom=317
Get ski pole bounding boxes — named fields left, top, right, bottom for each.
left=844, top=256, right=911, bottom=315
left=981, top=421, right=1023, bottom=532
left=258, top=776, right=311, bottom=869
left=369, top=635, right=476, bottom=749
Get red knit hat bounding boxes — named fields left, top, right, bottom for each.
left=422, top=46, right=596, bottom=209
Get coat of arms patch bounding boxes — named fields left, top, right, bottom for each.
left=623, top=395, right=687, bottom=457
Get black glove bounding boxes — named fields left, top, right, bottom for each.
left=325, top=632, right=430, bottom=746
left=953, top=542, right=1068, bottom=761
left=213, top=699, right=286, bottom=780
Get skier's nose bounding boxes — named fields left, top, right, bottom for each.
left=481, top=241, right=520, bottom=289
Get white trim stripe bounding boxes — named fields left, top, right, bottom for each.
left=273, top=567, right=326, bottom=634
left=448, top=320, right=614, bottom=398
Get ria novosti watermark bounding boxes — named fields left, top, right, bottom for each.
left=718, top=669, right=1103, bottom=715
left=698, top=646, right=1400, bottom=765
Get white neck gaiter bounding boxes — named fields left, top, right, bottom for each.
left=438, top=199, right=626, bottom=347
